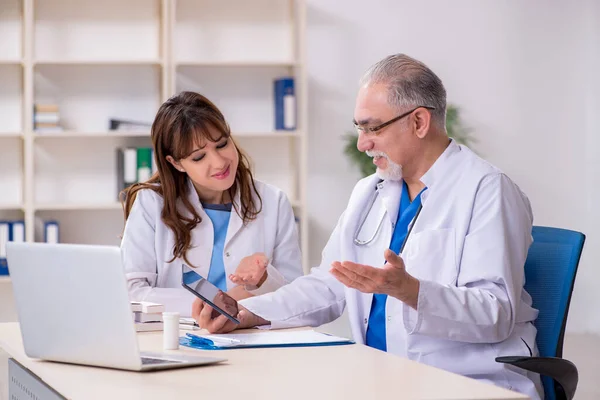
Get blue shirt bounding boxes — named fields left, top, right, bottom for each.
left=203, top=203, right=232, bottom=292
left=365, top=181, right=426, bottom=352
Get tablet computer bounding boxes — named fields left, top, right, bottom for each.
left=181, top=264, right=240, bottom=324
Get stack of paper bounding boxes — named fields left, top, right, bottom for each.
left=131, top=301, right=164, bottom=332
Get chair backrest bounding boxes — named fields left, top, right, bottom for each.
left=524, top=226, right=585, bottom=400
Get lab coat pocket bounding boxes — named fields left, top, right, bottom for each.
left=403, top=228, right=457, bottom=285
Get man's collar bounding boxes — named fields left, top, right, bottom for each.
left=420, top=138, right=460, bottom=189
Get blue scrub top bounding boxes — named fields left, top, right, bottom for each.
left=202, top=203, right=232, bottom=292
left=365, top=181, right=426, bottom=351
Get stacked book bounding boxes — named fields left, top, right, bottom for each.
left=131, top=301, right=164, bottom=332
left=34, top=104, right=63, bottom=134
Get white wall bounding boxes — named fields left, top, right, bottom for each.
left=305, top=0, right=600, bottom=335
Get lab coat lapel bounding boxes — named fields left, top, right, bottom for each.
left=379, top=179, right=402, bottom=227
left=184, top=178, right=212, bottom=279
left=224, top=188, right=244, bottom=248
left=355, top=178, right=402, bottom=341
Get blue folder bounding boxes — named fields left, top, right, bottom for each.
left=180, top=331, right=355, bottom=351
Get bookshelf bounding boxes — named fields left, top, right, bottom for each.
left=0, top=0, right=310, bottom=279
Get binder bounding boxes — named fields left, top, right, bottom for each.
left=116, top=147, right=138, bottom=197
left=44, top=221, right=59, bottom=244
left=274, top=77, right=296, bottom=130
left=137, top=147, right=152, bottom=183
left=180, top=330, right=354, bottom=350
left=10, top=221, right=25, bottom=243
left=0, top=221, right=9, bottom=275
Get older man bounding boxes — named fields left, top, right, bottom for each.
left=193, top=54, right=543, bottom=400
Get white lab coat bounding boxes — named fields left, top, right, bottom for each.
left=121, top=178, right=303, bottom=316
left=241, top=140, right=543, bottom=400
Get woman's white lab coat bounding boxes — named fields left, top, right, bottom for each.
left=121, top=178, right=303, bottom=316
left=241, top=140, right=543, bottom=400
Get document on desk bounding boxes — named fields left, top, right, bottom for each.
left=180, top=330, right=354, bottom=350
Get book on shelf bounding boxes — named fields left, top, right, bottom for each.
left=44, top=221, right=59, bottom=244
left=116, top=147, right=138, bottom=197
left=0, top=220, right=25, bottom=275
left=109, top=118, right=151, bottom=132
left=34, top=103, right=63, bottom=133
left=11, top=221, right=24, bottom=243
left=0, top=221, right=9, bottom=275
left=34, top=104, right=59, bottom=113
left=34, top=113, right=60, bottom=124
left=274, top=77, right=296, bottom=131
left=137, top=148, right=152, bottom=183
left=116, top=147, right=154, bottom=199
left=35, top=127, right=64, bottom=134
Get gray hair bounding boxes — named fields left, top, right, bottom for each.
left=360, top=54, right=447, bottom=127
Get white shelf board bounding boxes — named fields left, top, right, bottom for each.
left=34, top=60, right=163, bottom=67
left=176, top=60, right=297, bottom=68
left=34, top=201, right=299, bottom=211
left=0, top=133, right=24, bottom=139
left=0, top=204, right=24, bottom=211
left=32, top=131, right=299, bottom=139
left=0, top=60, right=22, bottom=66
left=34, top=203, right=123, bottom=211
left=34, top=131, right=151, bottom=139
left=0, top=276, right=10, bottom=284
left=235, top=131, right=300, bottom=138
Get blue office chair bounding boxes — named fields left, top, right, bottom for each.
left=496, top=226, right=585, bottom=400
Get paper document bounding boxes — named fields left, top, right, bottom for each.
left=181, top=330, right=354, bottom=350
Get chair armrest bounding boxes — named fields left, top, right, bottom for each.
left=495, top=356, right=578, bottom=400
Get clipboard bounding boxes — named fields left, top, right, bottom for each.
left=180, top=330, right=354, bottom=350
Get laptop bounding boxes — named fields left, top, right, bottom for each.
left=6, top=242, right=226, bottom=371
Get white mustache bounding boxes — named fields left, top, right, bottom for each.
left=366, top=150, right=388, bottom=159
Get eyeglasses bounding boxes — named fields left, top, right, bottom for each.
left=353, top=106, right=436, bottom=135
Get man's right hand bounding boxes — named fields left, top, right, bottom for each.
left=191, top=297, right=269, bottom=333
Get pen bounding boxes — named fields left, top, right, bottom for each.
left=186, top=333, right=242, bottom=345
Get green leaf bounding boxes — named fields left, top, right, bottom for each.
left=343, top=133, right=376, bottom=177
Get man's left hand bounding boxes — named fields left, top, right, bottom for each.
left=330, top=249, right=420, bottom=309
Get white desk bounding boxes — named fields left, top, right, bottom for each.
left=0, top=323, right=528, bottom=400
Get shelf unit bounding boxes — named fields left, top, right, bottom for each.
left=0, top=0, right=309, bottom=274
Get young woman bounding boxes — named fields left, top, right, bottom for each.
left=120, top=91, right=303, bottom=316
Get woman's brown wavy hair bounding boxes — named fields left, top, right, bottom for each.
left=121, top=91, right=262, bottom=267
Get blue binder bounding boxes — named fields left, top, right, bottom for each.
left=180, top=331, right=354, bottom=351
left=11, top=220, right=25, bottom=242
left=0, top=221, right=10, bottom=275
left=44, top=220, right=59, bottom=243
left=274, top=77, right=296, bottom=130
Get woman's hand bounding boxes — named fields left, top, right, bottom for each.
left=229, top=252, right=269, bottom=288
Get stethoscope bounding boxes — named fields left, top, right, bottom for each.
left=353, top=181, right=423, bottom=248
left=353, top=187, right=385, bottom=246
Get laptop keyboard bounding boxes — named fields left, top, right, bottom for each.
left=141, top=357, right=183, bottom=365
